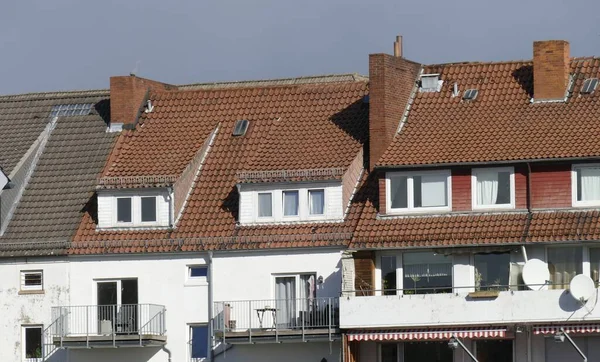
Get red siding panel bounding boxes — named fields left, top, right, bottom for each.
left=452, top=168, right=471, bottom=211
left=531, top=164, right=572, bottom=209
left=515, top=165, right=528, bottom=209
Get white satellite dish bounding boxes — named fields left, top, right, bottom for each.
left=522, top=258, right=550, bottom=290
left=569, top=274, right=595, bottom=302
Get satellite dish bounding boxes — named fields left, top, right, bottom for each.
left=522, top=259, right=550, bottom=290
left=569, top=274, right=595, bottom=302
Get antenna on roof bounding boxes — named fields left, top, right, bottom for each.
left=130, top=60, right=141, bottom=77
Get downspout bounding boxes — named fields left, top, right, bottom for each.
left=162, top=345, right=172, bottom=362
left=521, top=163, right=533, bottom=263
left=167, top=186, right=174, bottom=228
left=208, top=251, right=215, bottom=362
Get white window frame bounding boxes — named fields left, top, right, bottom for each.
left=282, top=190, right=300, bottom=220
left=572, top=163, right=600, bottom=207
left=271, top=272, right=318, bottom=300
left=188, top=323, right=209, bottom=362
left=22, top=325, right=43, bottom=362
left=140, top=196, right=158, bottom=223
left=471, top=166, right=515, bottom=210
left=385, top=170, right=452, bottom=214
left=115, top=196, right=133, bottom=225
left=111, top=192, right=167, bottom=228
left=256, top=191, right=274, bottom=221
left=20, top=270, right=43, bottom=293
left=307, top=188, right=326, bottom=217
left=186, top=265, right=208, bottom=286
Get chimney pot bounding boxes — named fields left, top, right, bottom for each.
left=394, top=35, right=403, bottom=58
left=533, top=40, right=570, bottom=100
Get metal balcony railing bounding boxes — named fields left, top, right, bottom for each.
left=213, top=297, right=339, bottom=343
left=47, top=304, right=166, bottom=349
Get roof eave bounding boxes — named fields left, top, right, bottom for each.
left=375, top=156, right=600, bottom=170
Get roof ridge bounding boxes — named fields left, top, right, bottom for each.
left=426, top=59, right=532, bottom=68
left=178, top=73, right=369, bottom=90
left=0, top=88, right=110, bottom=100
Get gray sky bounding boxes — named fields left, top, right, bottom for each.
left=1, top=0, right=599, bottom=95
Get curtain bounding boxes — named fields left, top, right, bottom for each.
left=548, top=247, right=582, bottom=289
left=477, top=171, right=498, bottom=205
left=420, top=175, right=447, bottom=207
left=581, top=168, right=600, bottom=201
left=275, top=277, right=296, bottom=327
left=283, top=191, right=299, bottom=216
left=309, top=190, right=324, bottom=215
left=258, top=193, right=272, bottom=217
left=299, top=274, right=315, bottom=311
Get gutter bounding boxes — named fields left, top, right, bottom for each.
left=376, top=156, right=600, bottom=170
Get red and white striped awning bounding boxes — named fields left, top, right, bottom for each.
left=347, top=327, right=507, bottom=342
left=534, top=324, right=600, bottom=335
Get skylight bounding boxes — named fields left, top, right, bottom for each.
left=232, top=119, right=249, bottom=136
left=50, top=103, right=94, bottom=117
left=463, top=89, right=478, bottom=100
left=581, top=78, right=598, bottom=94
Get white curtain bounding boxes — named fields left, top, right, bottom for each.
left=581, top=168, right=600, bottom=201
left=309, top=190, right=324, bottom=215
left=258, top=193, right=272, bottom=217
left=299, top=274, right=315, bottom=312
left=275, top=277, right=296, bottom=327
left=420, top=175, right=447, bottom=207
left=283, top=191, right=299, bottom=216
left=477, top=171, right=499, bottom=205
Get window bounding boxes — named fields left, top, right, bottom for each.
left=573, top=165, right=600, bottom=206
left=20, top=271, right=43, bottom=292
left=476, top=340, right=513, bottom=362
left=140, top=197, right=157, bottom=222
left=581, top=78, right=598, bottom=94
left=283, top=190, right=299, bottom=217
left=274, top=273, right=317, bottom=329
left=381, top=256, right=397, bottom=295
left=403, top=252, right=452, bottom=294
left=548, top=247, right=582, bottom=289
left=189, top=266, right=208, bottom=278
left=189, top=325, right=208, bottom=361
left=380, top=343, right=399, bottom=362
left=258, top=192, right=273, bottom=217
left=308, top=189, right=325, bottom=215
left=472, top=167, right=515, bottom=209
left=387, top=170, right=451, bottom=213
left=232, top=119, right=249, bottom=136
left=405, top=342, right=453, bottom=362
left=23, top=326, right=42, bottom=360
left=474, top=253, right=510, bottom=291
left=116, top=197, right=132, bottom=223
left=463, top=88, right=479, bottom=100
left=591, top=248, right=600, bottom=285
left=49, top=103, right=94, bottom=117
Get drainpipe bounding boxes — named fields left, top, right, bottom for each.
left=167, top=186, right=174, bottom=228
left=162, top=345, right=172, bottom=362
left=521, top=163, right=533, bottom=263
left=208, top=251, right=214, bottom=362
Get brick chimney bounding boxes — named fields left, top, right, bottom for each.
left=110, top=75, right=175, bottom=128
left=533, top=40, right=570, bottom=101
left=368, top=41, right=421, bottom=171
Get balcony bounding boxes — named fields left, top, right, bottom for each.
left=47, top=304, right=167, bottom=348
left=340, top=284, right=600, bottom=329
left=213, top=297, right=339, bottom=343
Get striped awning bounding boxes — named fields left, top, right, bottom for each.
left=534, top=324, right=600, bottom=335
left=347, top=327, right=507, bottom=342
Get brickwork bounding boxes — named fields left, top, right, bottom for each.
left=109, top=76, right=174, bottom=126
left=533, top=40, right=570, bottom=100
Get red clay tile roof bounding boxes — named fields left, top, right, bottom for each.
left=72, top=77, right=369, bottom=253
left=378, top=57, right=600, bottom=167
left=350, top=175, right=600, bottom=249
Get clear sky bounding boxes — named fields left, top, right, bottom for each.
left=1, top=0, right=599, bottom=94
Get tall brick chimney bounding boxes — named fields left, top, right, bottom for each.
left=533, top=40, right=570, bottom=101
left=368, top=42, right=421, bottom=171
left=110, top=75, right=175, bottom=128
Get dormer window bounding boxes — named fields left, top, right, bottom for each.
left=239, top=182, right=343, bottom=224
left=573, top=164, right=600, bottom=207
left=386, top=170, right=451, bottom=214
left=97, top=189, right=171, bottom=229
left=581, top=78, right=598, bottom=94
left=472, top=167, right=515, bottom=210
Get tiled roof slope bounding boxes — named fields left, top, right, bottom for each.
left=0, top=97, right=117, bottom=256
left=0, top=90, right=108, bottom=175
left=378, top=57, right=600, bottom=167
left=351, top=176, right=600, bottom=249
left=72, top=78, right=369, bottom=253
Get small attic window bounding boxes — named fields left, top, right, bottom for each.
left=463, top=89, right=479, bottom=100
left=581, top=78, right=598, bottom=94
left=50, top=103, right=94, bottom=117
left=232, top=119, right=249, bottom=136
left=420, top=74, right=442, bottom=92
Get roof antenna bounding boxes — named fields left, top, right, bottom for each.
left=130, top=60, right=141, bottom=77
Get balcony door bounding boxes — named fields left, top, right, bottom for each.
left=275, top=277, right=296, bottom=328
left=274, top=274, right=316, bottom=329
left=97, top=279, right=138, bottom=334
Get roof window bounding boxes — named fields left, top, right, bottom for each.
left=232, top=119, right=249, bottom=136
left=462, top=89, right=478, bottom=100
left=420, top=74, right=442, bottom=92
left=50, top=103, right=94, bottom=117
left=581, top=78, right=598, bottom=94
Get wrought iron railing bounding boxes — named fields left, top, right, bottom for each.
left=213, top=297, right=339, bottom=343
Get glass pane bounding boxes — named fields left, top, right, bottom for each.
left=416, top=174, right=447, bottom=207
left=117, top=198, right=132, bottom=222
left=24, top=273, right=42, bottom=286
left=191, top=325, right=208, bottom=358
left=496, top=171, right=511, bottom=204
left=309, top=189, right=325, bottom=215
left=390, top=176, right=408, bottom=209
left=474, top=253, right=510, bottom=291
left=381, top=256, right=397, bottom=295
left=476, top=170, right=511, bottom=206
left=283, top=190, right=299, bottom=216
left=403, top=252, right=452, bottom=294
left=190, top=266, right=208, bottom=277
left=591, top=248, right=600, bottom=285
left=141, top=197, right=157, bottom=222
left=258, top=193, right=272, bottom=217
left=578, top=167, right=600, bottom=202
left=548, top=247, right=582, bottom=289
left=25, top=328, right=42, bottom=358
left=381, top=344, right=398, bottom=362
left=405, top=342, right=453, bottom=362
left=476, top=340, right=513, bottom=362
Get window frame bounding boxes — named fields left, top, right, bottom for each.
left=115, top=196, right=133, bottom=224
left=256, top=191, right=274, bottom=220
left=572, top=163, right=600, bottom=207
left=186, top=265, right=209, bottom=286
left=546, top=245, right=583, bottom=290
left=471, top=166, right=516, bottom=210
left=308, top=188, right=326, bottom=217
left=385, top=170, right=452, bottom=214
left=188, top=324, right=209, bottom=361
left=140, top=196, right=158, bottom=223
left=106, top=190, right=170, bottom=228
left=22, top=325, right=43, bottom=361
left=282, top=190, right=300, bottom=219
left=20, top=270, right=44, bottom=293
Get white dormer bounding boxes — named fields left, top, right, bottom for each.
left=420, top=73, right=443, bottom=92
left=238, top=181, right=344, bottom=224
left=97, top=188, right=172, bottom=229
